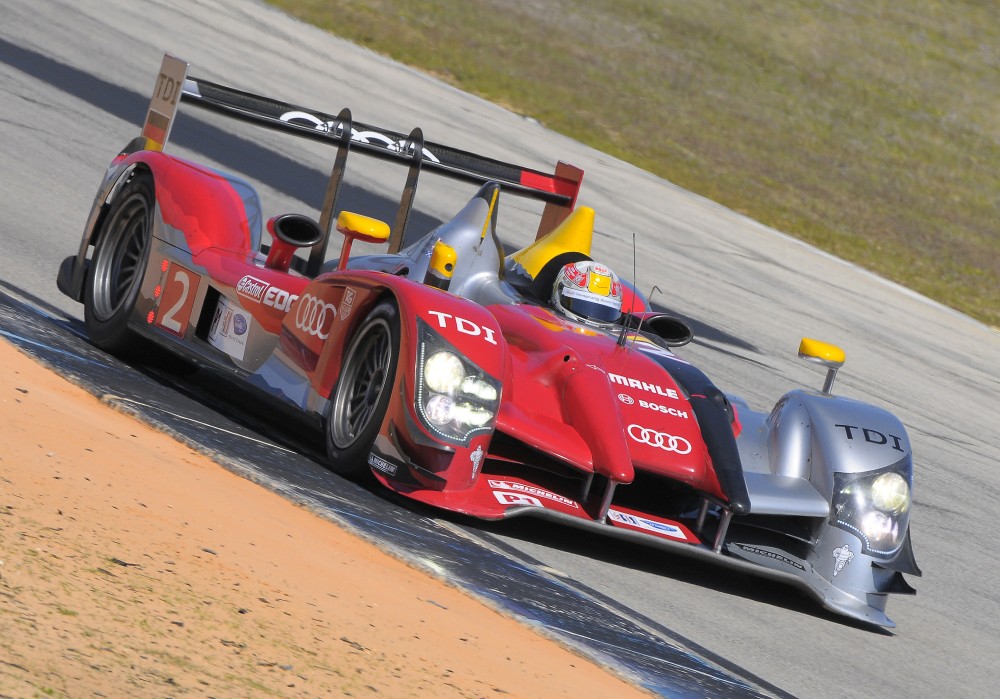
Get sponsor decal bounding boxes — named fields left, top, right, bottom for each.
left=493, top=491, right=543, bottom=508
left=233, top=315, right=248, bottom=335
left=264, top=286, right=298, bottom=312
left=617, top=393, right=634, bottom=405
left=368, top=453, right=397, bottom=476
left=626, top=424, right=692, bottom=454
left=469, top=445, right=484, bottom=479
left=835, top=424, right=904, bottom=452
left=238, top=276, right=298, bottom=313
left=279, top=110, right=442, bottom=164
left=637, top=399, right=688, bottom=419
left=735, top=543, right=806, bottom=571
left=487, top=480, right=579, bottom=509
left=427, top=310, right=498, bottom=345
left=236, top=275, right=270, bottom=303
left=295, top=293, right=337, bottom=339
left=832, top=544, right=855, bottom=576
left=339, top=287, right=356, bottom=321
left=207, top=295, right=248, bottom=361
left=608, top=372, right=679, bottom=400
left=563, top=263, right=588, bottom=286
left=607, top=509, right=687, bottom=540
left=561, top=285, right=620, bottom=308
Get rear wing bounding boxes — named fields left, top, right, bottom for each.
left=141, top=54, right=584, bottom=276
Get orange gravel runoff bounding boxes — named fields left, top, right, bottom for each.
left=0, top=337, right=655, bottom=698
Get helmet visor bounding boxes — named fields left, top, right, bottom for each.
left=557, top=286, right=622, bottom=324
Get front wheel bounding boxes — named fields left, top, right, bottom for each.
left=325, top=300, right=400, bottom=478
left=83, top=170, right=154, bottom=354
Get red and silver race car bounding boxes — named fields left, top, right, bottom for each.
left=58, top=55, right=920, bottom=627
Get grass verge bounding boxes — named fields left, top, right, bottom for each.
left=269, top=0, right=1000, bottom=328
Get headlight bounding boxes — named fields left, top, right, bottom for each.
left=424, top=351, right=465, bottom=393
left=424, top=394, right=456, bottom=425
left=870, top=472, right=910, bottom=514
left=831, top=464, right=913, bottom=557
left=415, top=320, right=501, bottom=445
left=461, top=376, right=498, bottom=402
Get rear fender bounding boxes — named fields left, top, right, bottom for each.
left=122, top=151, right=263, bottom=255
left=60, top=148, right=264, bottom=302
left=59, top=143, right=146, bottom=301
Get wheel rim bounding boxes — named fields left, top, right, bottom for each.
left=91, top=193, right=150, bottom=321
left=331, top=318, right=392, bottom=449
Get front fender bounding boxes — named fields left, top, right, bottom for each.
left=768, top=389, right=911, bottom=501
left=285, top=273, right=508, bottom=490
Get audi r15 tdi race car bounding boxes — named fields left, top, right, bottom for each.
left=58, top=55, right=920, bottom=628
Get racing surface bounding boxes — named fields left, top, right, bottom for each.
left=2, top=2, right=999, bottom=697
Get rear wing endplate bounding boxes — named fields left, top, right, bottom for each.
left=140, top=54, right=584, bottom=275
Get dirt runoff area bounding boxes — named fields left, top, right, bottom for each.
left=0, top=338, right=654, bottom=699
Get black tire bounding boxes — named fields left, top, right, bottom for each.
left=83, top=170, right=154, bottom=354
left=325, top=300, right=401, bottom=478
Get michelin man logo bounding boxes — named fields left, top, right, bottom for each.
left=469, top=445, right=484, bottom=479
left=832, top=544, right=855, bottom=577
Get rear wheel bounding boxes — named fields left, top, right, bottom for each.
left=325, top=300, right=400, bottom=478
left=83, top=171, right=154, bottom=354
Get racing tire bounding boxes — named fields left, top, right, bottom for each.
left=83, top=170, right=154, bottom=355
left=325, top=300, right=401, bottom=478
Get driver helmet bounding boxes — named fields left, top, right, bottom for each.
left=551, top=260, right=624, bottom=326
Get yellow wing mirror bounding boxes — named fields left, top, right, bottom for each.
left=797, top=337, right=845, bottom=394
left=335, top=211, right=390, bottom=270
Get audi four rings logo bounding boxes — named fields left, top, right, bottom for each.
left=295, top=294, right=337, bottom=339
left=627, top=424, right=692, bottom=454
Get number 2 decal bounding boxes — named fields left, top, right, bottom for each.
left=155, top=262, right=200, bottom=337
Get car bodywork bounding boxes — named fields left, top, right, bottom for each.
left=58, top=55, right=920, bottom=628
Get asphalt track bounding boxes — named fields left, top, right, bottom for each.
left=2, top=2, right=999, bottom=698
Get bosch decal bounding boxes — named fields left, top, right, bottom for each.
left=295, top=294, right=337, bottom=339
left=835, top=424, right=905, bottom=452
left=427, top=310, right=498, bottom=345
left=236, top=275, right=270, bottom=303
left=735, top=543, right=806, bottom=571
left=617, top=393, right=634, bottom=405
left=608, top=372, right=679, bottom=400
left=627, top=424, right=692, bottom=454
left=638, top=399, right=688, bottom=419
left=832, top=545, right=855, bottom=576
left=488, top=480, right=579, bottom=509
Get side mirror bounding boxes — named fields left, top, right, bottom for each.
left=336, top=211, right=390, bottom=271
left=797, top=337, right=845, bottom=394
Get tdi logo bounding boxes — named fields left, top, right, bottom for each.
left=427, top=310, right=498, bottom=345
left=835, top=424, right=904, bottom=452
